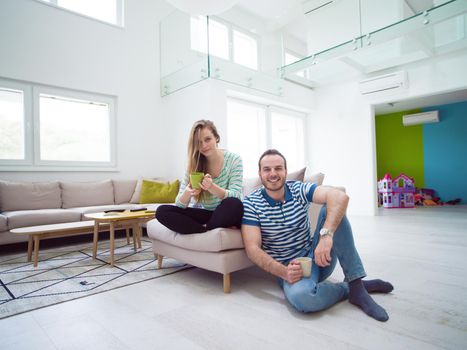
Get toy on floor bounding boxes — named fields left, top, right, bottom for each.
left=414, top=188, right=449, bottom=206
left=446, top=198, right=462, bottom=205
left=378, top=173, right=415, bottom=208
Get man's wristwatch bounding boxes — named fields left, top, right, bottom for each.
left=319, top=228, right=334, bottom=239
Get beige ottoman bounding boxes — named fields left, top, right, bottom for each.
left=146, top=219, right=253, bottom=293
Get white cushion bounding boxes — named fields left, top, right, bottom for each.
left=304, top=172, right=325, bottom=186
left=242, top=177, right=262, bottom=197
left=113, top=180, right=137, bottom=204
left=0, top=214, right=7, bottom=232
left=4, top=209, right=81, bottom=230
left=60, top=180, right=114, bottom=209
left=288, top=167, right=306, bottom=181
left=0, top=181, right=61, bottom=211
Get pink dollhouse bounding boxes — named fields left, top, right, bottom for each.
left=378, top=173, right=415, bottom=208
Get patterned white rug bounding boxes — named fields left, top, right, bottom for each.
left=0, top=238, right=189, bottom=319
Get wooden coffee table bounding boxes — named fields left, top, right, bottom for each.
left=11, top=221, right=109, bottom=267
left=85, top=210, right=156, bottom=266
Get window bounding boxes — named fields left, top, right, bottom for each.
left=227, top=97, right=306, bottom=177
left=270, top=109, right=305, bottom=174
left=233, top=29, right=258, bottom=70
left=0, top=79, right=116, bottom=170
left=190, top=15, right=208, bottom=54
left=38, top=93, right=112, bottom=163
left=0, top=87, right=25, bottom=161
left=227, top=99, right=267, bottom=177
left=36, top=0, right=124, bottom=26
left=190, top=16, right=259, bottom=70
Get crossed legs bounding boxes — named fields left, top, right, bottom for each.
left=156, top=197, right=244, bottom=234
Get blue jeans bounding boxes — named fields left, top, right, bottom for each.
left=280, top=205, right=367, bottom=313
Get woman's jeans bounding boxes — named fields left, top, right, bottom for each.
left=280, top=205, right=367, bottom=313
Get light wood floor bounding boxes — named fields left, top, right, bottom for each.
left=1, top=205, right=466, bottom=349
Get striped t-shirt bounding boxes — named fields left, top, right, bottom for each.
left=242, top=181, right=317, bottom=263
left=175, top=150, right=243, bottom=211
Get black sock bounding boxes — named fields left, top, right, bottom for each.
left=363, top=279, right=394, bottom=294
left=348, top=278, right=389, bottom=322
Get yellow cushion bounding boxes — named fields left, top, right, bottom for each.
left=139, top=179, right=180, bottom=204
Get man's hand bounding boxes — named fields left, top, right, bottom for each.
left=314, top=235, right=333, bottom=267
left=285, top=260, right=303, bottom=284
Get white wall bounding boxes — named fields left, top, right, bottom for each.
left=0, top=0, right=173, bottom=182
left=310, top=82, right=376, bottom=215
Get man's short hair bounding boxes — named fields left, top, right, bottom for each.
left=258, top=149, right=287, bottom=170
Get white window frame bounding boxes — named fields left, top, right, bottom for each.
left=0, top=80, right=33, bottom=166
left=227, top=96, right=308, bottom=175
left=0, top=78, right=117, bottom=171
left=192, top=16, right=261, bottom=71
left=33, top=0, right=125, bottom=28
left=232, top=26, right=259, bottom=70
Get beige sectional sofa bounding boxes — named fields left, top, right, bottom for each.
left=0, top=179, right=168, bottom=245
left=146, top=170, right=325, bottom=293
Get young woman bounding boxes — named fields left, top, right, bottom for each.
left=156, top=120, right=243, bottom=234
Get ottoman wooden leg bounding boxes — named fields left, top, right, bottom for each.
left=157, top=254, right=163, bottom=268
left=223, top=273, right=231, bottom=294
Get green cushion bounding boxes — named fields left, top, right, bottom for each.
left=139, top=179, right=180, bottom=204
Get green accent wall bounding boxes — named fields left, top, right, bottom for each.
left=375, top=109, right=425, bottom=187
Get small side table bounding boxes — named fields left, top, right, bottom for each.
left=84, top=210, right=155, bottom=266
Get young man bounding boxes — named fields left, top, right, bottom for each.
left=241, top=149, right=393, bottom=322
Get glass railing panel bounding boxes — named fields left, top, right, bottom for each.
left=433, top=12, right=467, bottom=53
left=160, top=10, right=209, bottom=96
left=360, top=0, right=453, bottom=33
left=299, top=0, right=362, bottom=55
left=160, top=8, right=285, bottom=96
left=280, top=38, right=362, bottom=85
left=349, top=0, right=467, bottom=73
left=210, top=57, right=284, bottom=96
left=160, top=60, right=209, bottom=96
left=281, top=0, right=467, bottom=87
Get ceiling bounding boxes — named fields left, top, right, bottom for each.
left=375, top=88, right=467, bottom=114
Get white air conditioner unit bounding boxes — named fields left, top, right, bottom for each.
left=302, top=0, right=340, bottom=15
left=402, top=111, right=439, bottom=126
left=359, top=71, right=408, bottom=95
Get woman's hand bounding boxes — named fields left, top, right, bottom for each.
left=200, top=174, right=213, bottom=192
left=285, top=260, right=303, bottom=284
left=186, top=184, right=201, bottom=197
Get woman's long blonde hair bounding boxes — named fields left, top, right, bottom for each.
left=186, top=120, right=220, bottom=200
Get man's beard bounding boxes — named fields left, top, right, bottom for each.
left=261, top=176, right=286, bottom=192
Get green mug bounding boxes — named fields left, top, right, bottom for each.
left=190, top=172, right=204, bottom=189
